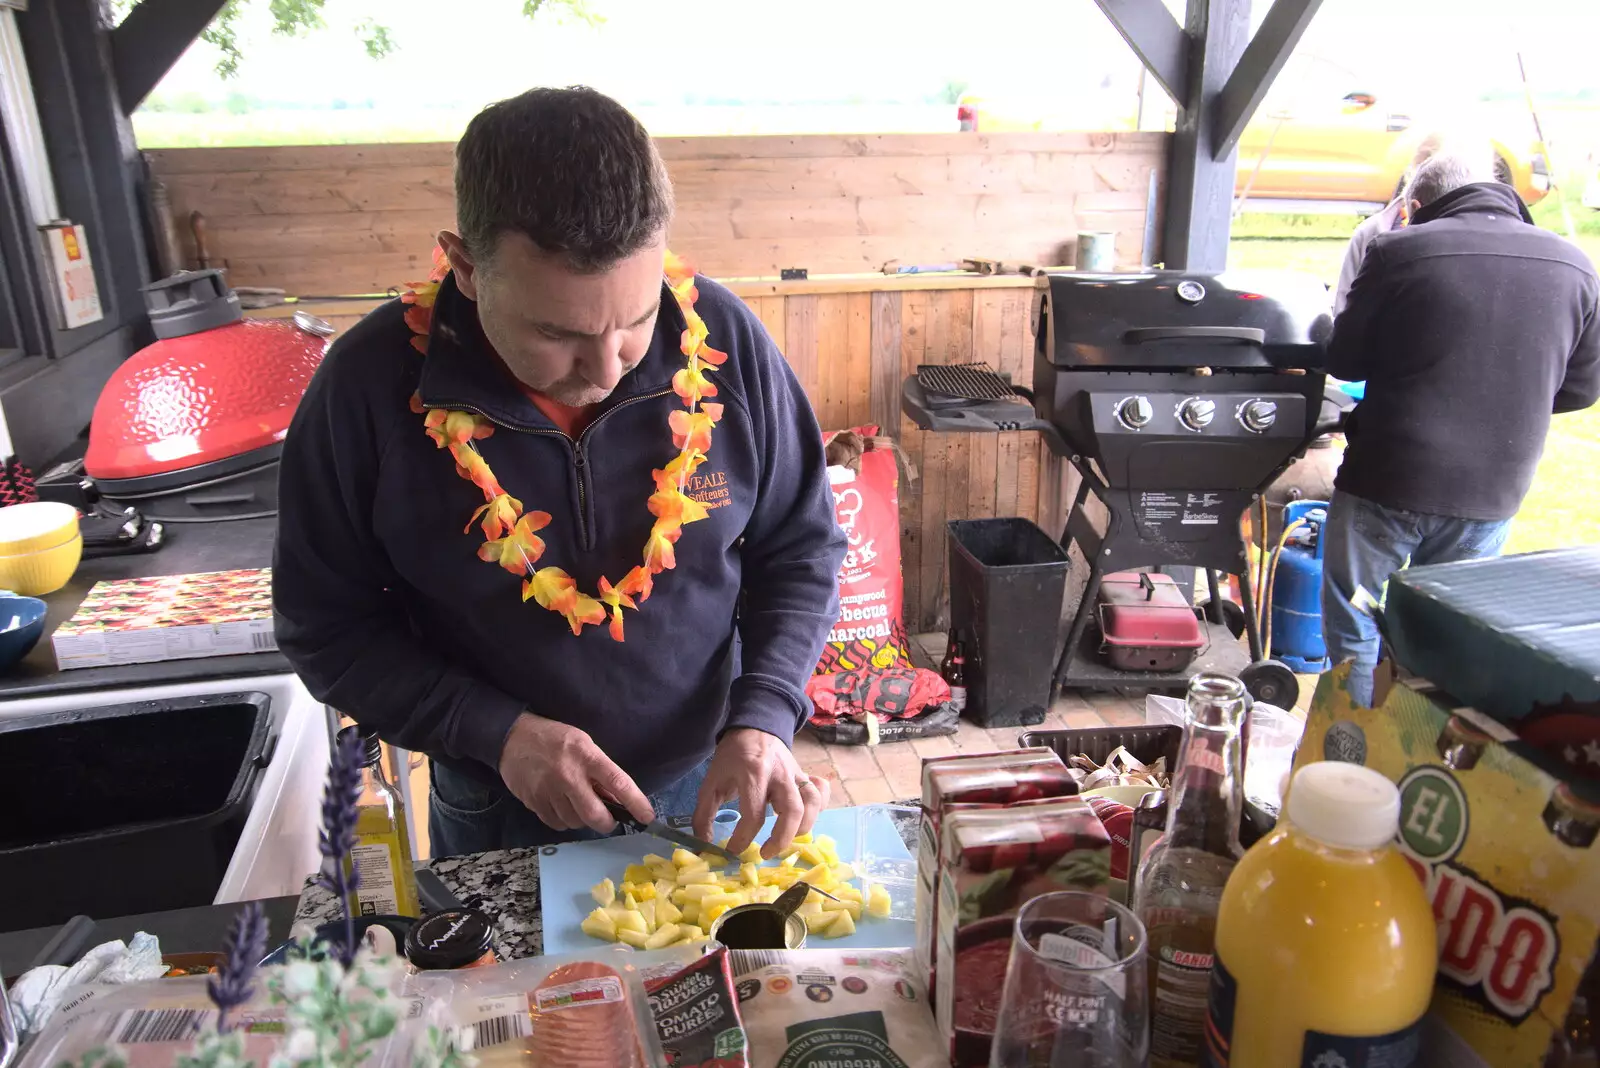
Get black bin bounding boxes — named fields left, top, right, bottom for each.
left=948, top=517, right=1071, bottom=728
left=0, top=692, right=274, bottom=929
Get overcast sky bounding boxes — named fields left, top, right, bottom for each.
left=149, top=0, right=1600, bottom=110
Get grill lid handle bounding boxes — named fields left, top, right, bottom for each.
left=1124, top=326, right=1266, bottom=345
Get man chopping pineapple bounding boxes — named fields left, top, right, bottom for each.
left=273, top=87, right=845, bottom=858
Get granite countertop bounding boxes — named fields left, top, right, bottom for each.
left=294, top=808, right=921, bottom=960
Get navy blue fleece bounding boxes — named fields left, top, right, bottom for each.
left=273, top=273, right=845, bottom=794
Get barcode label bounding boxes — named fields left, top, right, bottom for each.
left=114, top=1008, right=212, bottom=1044
left=251, top=630, right=277, bottom=651
left=731, top=950, right=787, bottom=976
left=458, top=1013, right=533, bottom=1051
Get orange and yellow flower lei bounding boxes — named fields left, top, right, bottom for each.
left=400, top=247, right=726, bottom=640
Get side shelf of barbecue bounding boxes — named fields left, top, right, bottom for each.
left=900, top=363, right=1068, bottom=451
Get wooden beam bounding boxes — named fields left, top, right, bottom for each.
left=1212, top=0, right=1326, bottom=160
left=1093, top=0, right=1190, bottom=109
left=1161, top=0, right=1252, bottom=271
left=108, top=0, right=225, bottom=114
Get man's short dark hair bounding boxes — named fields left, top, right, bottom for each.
left=455, top=86, right=674, bottom=272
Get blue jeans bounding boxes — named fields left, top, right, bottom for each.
left=428, top=756, right=728, bottom=858
left=1321, top=490, right=1511, bottom=707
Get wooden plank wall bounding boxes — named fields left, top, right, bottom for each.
left=256, top=279, right=1064, bottom=632
left=149, top=132, right=1165, bottom=297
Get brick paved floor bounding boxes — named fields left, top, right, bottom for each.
left=801, top=633, right=1317, bottom=810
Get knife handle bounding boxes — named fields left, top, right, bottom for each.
left=603, top=801, right=647, bottom=834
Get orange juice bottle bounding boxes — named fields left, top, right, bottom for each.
left=1202, top=761, right=1437, bottom=1068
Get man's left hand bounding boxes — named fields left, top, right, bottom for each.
left=693, top=727, right=830, bottom=859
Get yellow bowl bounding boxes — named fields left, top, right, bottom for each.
left=0, top=502, right=80, bottom=556
left=0, top=532, right=83, bottom=596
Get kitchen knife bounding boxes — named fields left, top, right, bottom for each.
left=602, top=802, right=743, bottom=866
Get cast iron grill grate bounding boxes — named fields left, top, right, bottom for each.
left=916, top=363, right=1015, bottom=402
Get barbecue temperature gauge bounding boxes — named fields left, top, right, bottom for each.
left=1115, top=395, right=1154, bottom=430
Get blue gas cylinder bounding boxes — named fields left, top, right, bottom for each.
left=1269, top=499, right=1331, bottom=673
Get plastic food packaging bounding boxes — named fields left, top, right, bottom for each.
left=408, top=948, right=665, bottom=1068
left=728, top=948, right=944, bottom=1068
left=644, top=945, right=748, bottom=1068
left=18, top=976, right=304, bottom=1068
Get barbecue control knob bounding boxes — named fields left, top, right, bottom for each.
left=1117, top=396, right=1154, bottom=430
left=1178, top=397, right=1216, bottom=431
left=1240, top=399, right=1279, bottom=433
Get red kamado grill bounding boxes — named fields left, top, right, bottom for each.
left=84, top=270, right=332, bottom=522
left=902, top=270, right=1342, bottom=702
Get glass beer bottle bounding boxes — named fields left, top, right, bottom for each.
left=1132, top=673, right=1249, bottom=1068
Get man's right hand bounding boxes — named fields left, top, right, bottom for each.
left=497, top=712, right=654, bottom=834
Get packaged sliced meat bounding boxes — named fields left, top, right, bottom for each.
left=408, top=948, right=663, bottom=1068
left=644, top=946, right=748, bottom=1068
left=727, top=948, right=943, bottom=1068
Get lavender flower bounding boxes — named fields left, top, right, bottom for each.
left=207, top=900, right=268, bottom=1032
left=313, top=728, right=367, bottom=969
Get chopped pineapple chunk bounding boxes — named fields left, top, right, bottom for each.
left=642, top=853, right=670, bottom=868
left=678, top=869, right=720, bottom=886
left=644, top=923, right=682, bottom=950
left=820, top=898, right=863, bottom=920
left=738, top=841, right=765, bottom=865
left=672, top=848, right=702, bottom=868
left=623, top=864, right=654, bottom=885
left=780, top=853, right=800, bottom=869
left=638, top=899, right=657, bottom=934
left=680, top=884, right=721, bottom=901
left=831, top=863, right=855, bottom=883
left=804, top=911, right=837, bottom=934
left=622, top=891, right=638, bottom=911
left=613, top=909, right=648, bottom=935
left=680, top=903, right=700, bottom=926
left=867, top=883, right=892, bottom=918
left=791, top=833, right=813, bottom=845
left=823, top=909, right=856, bottom=938
left=580, top=907, right=617, bottom=941
left=617, top=928, right=649, bottom=948
left=657, top=896, right=682, bottom=925
left=591, top=877, right=616, bottom=908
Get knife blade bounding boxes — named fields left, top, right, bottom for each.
left=603, top=802, right=743, bottom=866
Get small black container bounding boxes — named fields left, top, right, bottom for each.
left=0, top=692, right=274, bottom=929
left=947, top=518, right=1071, bottom=728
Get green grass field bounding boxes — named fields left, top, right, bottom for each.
left=1230, top=191, right=1600, bottom=553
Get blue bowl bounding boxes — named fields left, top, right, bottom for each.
left=0, top=593, right=47, bottom=674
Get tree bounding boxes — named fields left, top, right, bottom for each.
left=115, top=0, right=600, bottom=80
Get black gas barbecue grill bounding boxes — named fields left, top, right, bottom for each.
left=902, top=270, right=1337, bottom=699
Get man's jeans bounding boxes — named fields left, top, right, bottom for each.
left=429, top=756, right=728, bottom=858
left=1321, top=490, right=1511, bottom=707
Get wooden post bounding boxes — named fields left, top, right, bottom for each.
left=108, top=0, right=227, bottom=114
left=1094, top=0, right=1325, bottom=271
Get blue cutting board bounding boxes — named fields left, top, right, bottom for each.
left=539, top=805, right=914, bottom=954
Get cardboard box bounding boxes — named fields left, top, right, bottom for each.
left=52, top=569, right=275, bottom=670
left=1384, top=547, right=1600, bottom=788
left=913, top=749, right=1075, bottom=992
left=933, top=800, right=1111, bottom=1067
left=1295, top=664, right=1600, bottom=1067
